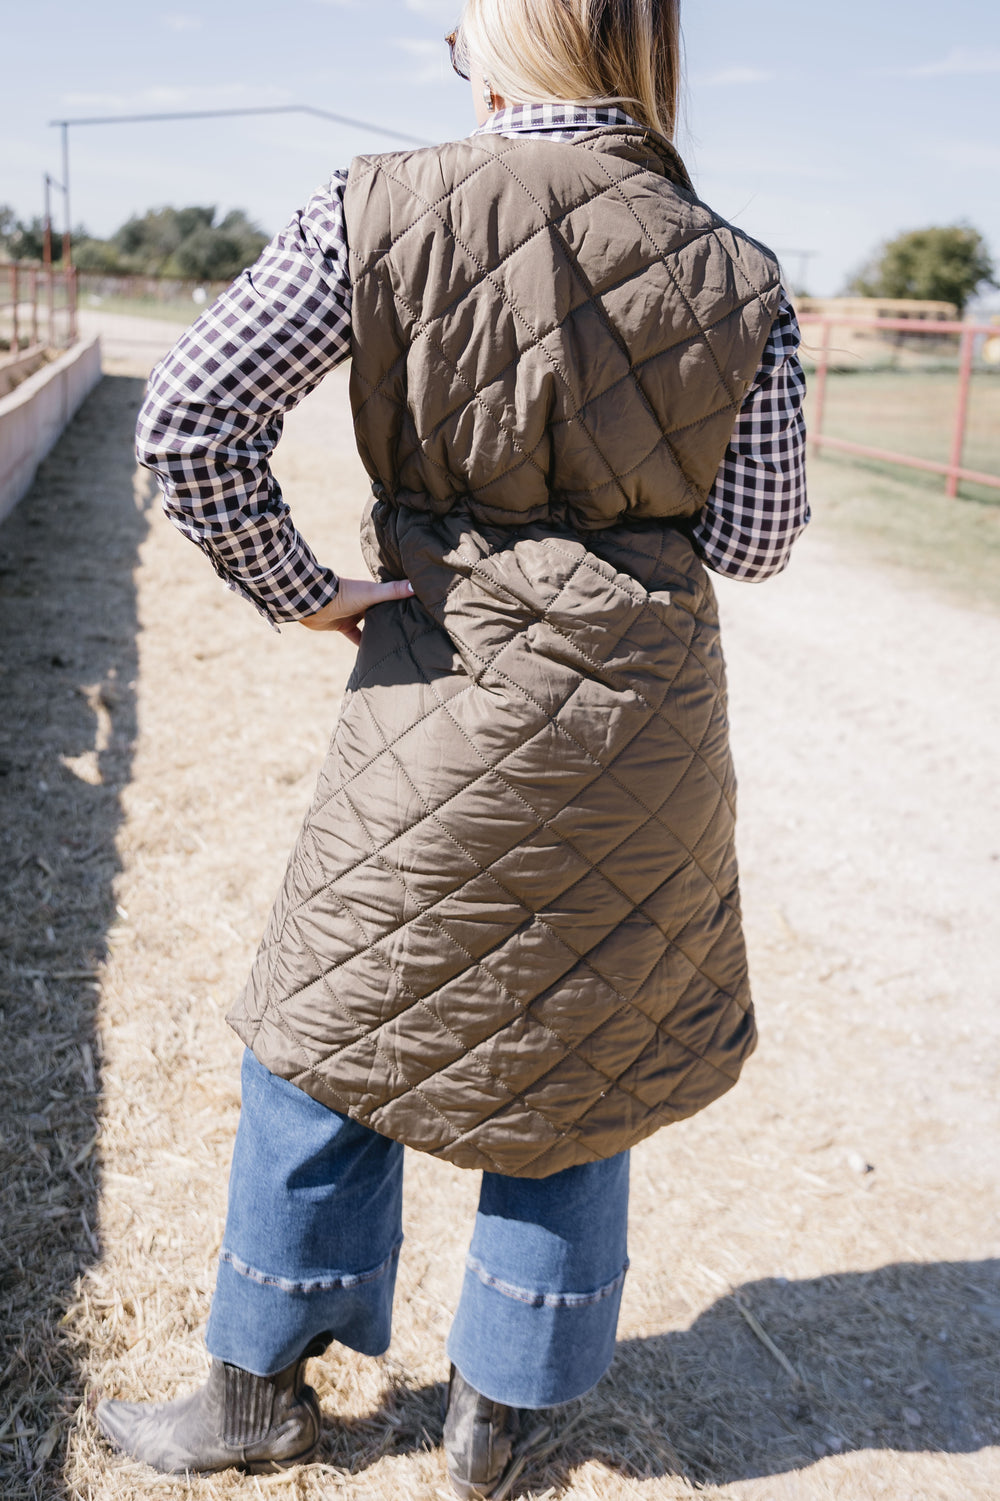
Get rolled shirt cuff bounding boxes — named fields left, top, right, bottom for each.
left=203, top=533, right=340, bottom=627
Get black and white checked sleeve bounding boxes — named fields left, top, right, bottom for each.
left=135, top=171, right=352, bottom=624
left=692, top=294, right=809, bottom=581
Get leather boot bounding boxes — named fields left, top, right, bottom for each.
left=95, top=1344, right=323, bottom=1474
left=443, top=1364, right=527, bottom=1499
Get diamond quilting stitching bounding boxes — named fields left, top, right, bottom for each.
left=586, top=148, right=764, bottom=417
left=347, top=136, right=530, bottom=284
left=381, top=619, right=748, bottom=1075
left=250, top=904, right=504, bottom=1168
left=289, top=800, right=560, bottom=1174
left=369, top=154, right=644, bottom=511
left=488, top=149, right=704, bottom=510
left=348, top=167, right=640, bottom=429
left=277, top=609, right=744, bottom=1130
left=352, top=136, right=774, bottom=519
left=439, top=606, right=740, bottom=914
left=244, top=132, right=764, bottom=1169
left=384, top=281, right=555, bottom=491
left=383, top=224, right=723, bottom=460
left=435, top=631, right=746, bottom=1006
left=461, top=551, right=738, bottom=813
left=263, top=541, right=742, bottom=1014
left=351, top=692, right=656, bottom=1089
left=395, top=401, right=555, bottom=504
left=254, top=562, right=739, bottom=1070
left=321, top=706, right=617, bottom=1144
left=272, top=638, right=592, bottom=936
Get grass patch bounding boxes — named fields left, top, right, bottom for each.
left=81, top=294, right=205, bottom=325
left=808, top=450, right=1000, bottom=614
left=805, top=368, right=1000, bottom=506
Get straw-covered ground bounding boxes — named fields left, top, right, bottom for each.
left=1, top=314, right=998, bottom=1500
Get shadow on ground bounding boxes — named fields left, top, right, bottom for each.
left=325, top=1258, right=1000, bottom=1489
left=0, top=375, right=150, bottom=1495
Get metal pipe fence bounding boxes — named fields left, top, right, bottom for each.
left=77, top=271, right=229, bottom=308
left=798, top=313, right=1000, bottom=499
left=0, top=262, right=78, bottom=355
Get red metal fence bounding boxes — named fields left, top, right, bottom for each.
left=77, top=271, right=228, bottom=307
left=0, top=263, right=78, bottom=354
left=798, top=313, right=1000, bottom=498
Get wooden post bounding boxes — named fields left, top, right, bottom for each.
left=810, top=320, right=832, bottom=458
left=66, top=267, right=77, bottom=344
left=947, top=326, right=976, bottom=499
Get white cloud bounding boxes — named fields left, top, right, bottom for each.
left=164, top=13, right=202, bottom=31
left=694, top=66, right=774, bottom=87
left=890, top=47, right=1000, bottom=77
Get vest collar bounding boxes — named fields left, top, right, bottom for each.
left=570, top=125, right=693, bottom=193
left=473, top=106, right=695, bottom=195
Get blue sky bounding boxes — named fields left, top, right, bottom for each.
left=2, top=0, right=998, bottom=298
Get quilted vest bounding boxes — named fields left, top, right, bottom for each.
left=229, top=127, right=783, bottom=1177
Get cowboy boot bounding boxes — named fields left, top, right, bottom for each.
left=95, top=1343, right=323, bottom=1474
left=442, top=1363, right=527, bottom=1499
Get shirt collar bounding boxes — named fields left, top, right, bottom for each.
left=472, top=102, right=641, bottom=138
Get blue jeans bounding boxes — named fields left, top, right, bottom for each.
left=205, top=1051, right=629, bottom=1407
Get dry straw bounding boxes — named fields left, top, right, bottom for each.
left=2, top=340, right=998, bottom=1501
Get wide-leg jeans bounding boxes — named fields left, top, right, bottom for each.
left=205, top=1051, right=630, bottom=1407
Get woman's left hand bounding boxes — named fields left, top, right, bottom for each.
left=300, top=577, right=415, bottom=646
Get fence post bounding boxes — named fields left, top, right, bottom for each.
left=10, top=264, right=18, bottom=355
left=67, top=267, right=78, bottom=344
left=809, top=319, right=831, bottom=458
left=30, top=268, right=39, bottom=346
left=947, top=326, right=976, bottom=499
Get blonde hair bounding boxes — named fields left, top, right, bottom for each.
left=456, top=0, right=681, bottom=140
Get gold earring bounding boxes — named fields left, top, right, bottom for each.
left=483, top=79, right=496, bottom=111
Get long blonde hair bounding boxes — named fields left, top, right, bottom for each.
left=456, top=0, right=682, bottom=140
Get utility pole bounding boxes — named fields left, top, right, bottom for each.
left=49, top=104, right=431, bottom=265
left=61, top=121, right=71, bottom=268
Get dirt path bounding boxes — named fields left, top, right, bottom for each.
left=2, top=314, right=998, bottom=1500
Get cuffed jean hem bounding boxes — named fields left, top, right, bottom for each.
left=206, top=1051, right=630, bottom=1398
left=205, top=1240, right=402, bottom=1377
left=446, top=1256, right=629, bottom=1408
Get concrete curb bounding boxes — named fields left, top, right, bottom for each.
left=0, top=337, right=103, bottom=524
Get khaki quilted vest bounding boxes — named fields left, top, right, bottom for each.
left=229, top=127, right=783, bottom=1176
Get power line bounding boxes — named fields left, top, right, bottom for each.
left=49, top=104, right=430, bottom=146
left=47, top=105, right=432, bottom=264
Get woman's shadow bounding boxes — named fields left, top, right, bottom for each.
left=331, top=1257, right=1000, bottom=1488
left=0, top=373, right=151, bottom=1493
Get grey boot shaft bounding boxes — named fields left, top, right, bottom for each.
left=443, top=1364, right=521, bottom=1499
left=96, top=1347, right=322, bottom=1474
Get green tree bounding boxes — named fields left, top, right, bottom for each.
left=0, top=208, right=87, bottom=264
left=72, top=236, right=127, bottom=273
left=847, top=224, right=996, bottom=315
left=1, top=215, right=51, bottom=262
left=0, top=202, right=268, bottom=280
left=110, top=205, right=266, bottom=280
left=166, top=210, right=268, bottom=280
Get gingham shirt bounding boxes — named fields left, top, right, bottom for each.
left=137, top=105, right=808, bottom=624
